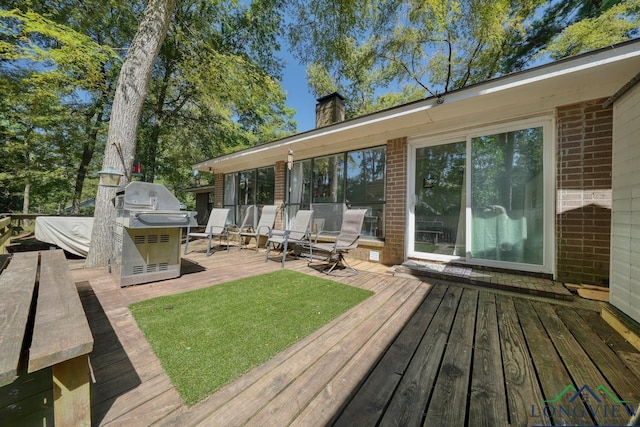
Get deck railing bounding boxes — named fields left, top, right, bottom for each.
left=0, top=216, right=10, bottom=254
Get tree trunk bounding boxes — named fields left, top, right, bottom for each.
left=145, top=60, right=173, bottom=183
left=22, top=182, right=30, bottom=214
left=72, top=101, right=106, bottom=214
left=85, top=0, right=176, bottom=268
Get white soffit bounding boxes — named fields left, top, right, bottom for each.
left=195, top=40, right=640, bottom=174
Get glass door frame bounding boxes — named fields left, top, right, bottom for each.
left=406, top=116, right=556, bottom=275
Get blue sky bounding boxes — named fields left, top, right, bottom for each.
left=278, top=53, right=317, bottom=133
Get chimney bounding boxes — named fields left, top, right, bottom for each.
left=315, top=92, right=345, bottom=128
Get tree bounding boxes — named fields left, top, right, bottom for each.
left=502, top=0, right=640, bottom=70
left=287, top=0, right=640, bottom=116
left=85, top=0, right=176, bottom=268
left=0, top=9, right=116, bottom=213
left=136, top=0, right=295, bottom=187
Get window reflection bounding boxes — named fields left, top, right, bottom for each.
left=286, top=146, right=386, bottom=238
left=224, top=167, right=275, bottom=225
left=471, top=127, right=544, bottom=265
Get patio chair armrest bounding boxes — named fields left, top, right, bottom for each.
left=257, top=225, right=271, bottom=236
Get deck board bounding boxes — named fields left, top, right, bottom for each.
left=469, top=292, right=508, bottom=427
left=557, top=308, right=640, bottom=404
left=533, top=302, right=629, bottom=426
left=379, top=286, right=463, bottom=426
left=423, top=288, right=477, bottom=426
left=496, top=296, right=550, bottom=426
left=333, top=284, right=447, bottom=426
left=515, top=298, right=591, bottom=426
left=52, top=242, right=640, bottom=427
left=291, top=278, right=431, bottom=425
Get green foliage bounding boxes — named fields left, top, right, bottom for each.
left=0, top=0, right=294, bottom=213
left=543, top=0, right=640, bottom=59
left=288, top=0, right=640, bottom=117
left=136, top=0, right=295, bottom=191
left=130, top=270, right=373, bottom=405
left=0, top=9, right=118, bottom=91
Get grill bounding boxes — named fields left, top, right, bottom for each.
left=110, top=182, right=197, bottom=287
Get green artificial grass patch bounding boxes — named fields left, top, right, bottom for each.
left=129, top=270, right=373, bottom=406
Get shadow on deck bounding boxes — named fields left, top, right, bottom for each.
left=68, top=240, right=640, bottom=426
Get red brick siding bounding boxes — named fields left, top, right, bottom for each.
left=382, top=137, right=408, bottom=265
left=274, top=161, right=286, bottom=229
left=556, top=98, right=612, bottom=285
left=214, top=173, right=224, bottom=208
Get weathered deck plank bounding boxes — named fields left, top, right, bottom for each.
left=0, top=251, right=38, bottom=386
left=533, top=302, right=629, bottom=426
left=515, top=298, right=591, bottom=426
left=496, top=295, right=550, bottom=427
left=379, top=286, right=463, bottom=427
left=557, top=308, right=640, bottom=404
left=423, top=288, right=477, bottom=426
left=290, top=279, right=432, bottom=426
left=469, top=292, right=508, bottom=427
left=333, top=284, right=448, bottom=426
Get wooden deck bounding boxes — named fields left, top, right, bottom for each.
left=333, top=281, right=640, bottom=426
left=68, top=242, right=640, bottom=426
left=70, top=243, right=429, bottom=426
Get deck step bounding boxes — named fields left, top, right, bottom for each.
left=601, top=304, right=640, bottom=352
left=394, top=261, right=573, bottom=301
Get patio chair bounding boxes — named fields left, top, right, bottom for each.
left=265, top=209, right=313, bottom=267
left=309, top=209, right=367, bottom=276
left=227, top=205, right=256, bottom=249
left=184, top=208, right=230, bottom=256
left=238, top=205, right=278, bottom=251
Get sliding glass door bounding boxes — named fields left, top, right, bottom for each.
left=413, top=141, right=466, bottom=257
left=409, top=119, right=551, bottom=272
left=470, top=127, right=544, bottom=265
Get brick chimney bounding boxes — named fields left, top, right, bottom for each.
left=315, top=92, right=345, bottom=128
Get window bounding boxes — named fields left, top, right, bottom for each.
left=224, top=166, right=275, bottom=226
left=410, top=119, right=551, bottom=272
left=286, top=146, right=386, bottom=238
left=471, top=127, right=544, bottom=265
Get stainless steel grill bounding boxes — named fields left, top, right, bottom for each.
left=110, top=182, right=197, bottom=287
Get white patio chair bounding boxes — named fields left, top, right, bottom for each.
left=239, top=205, right=278, bottom=251
left=265, top=209, right=313, bottom=267
left=227, top=205, right=256, bottom=249
left=309, top=209, right=366, bottom=276
left=184, top=208, right=230, bottom=256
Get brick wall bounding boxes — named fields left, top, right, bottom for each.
left=556, top=98, right=612, bottom=285
left=214, top=173, right=224, bottom=208
left=382, top=137, right=407, bottom=265
left=274, top=161, right=286, bottom=229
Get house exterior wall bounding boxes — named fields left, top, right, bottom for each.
left=214, top=173, right=224, bottom=208
left=382, top=137, right=408, bottom=265
left=610, top=82, right=640, bottom=324
left=556, top=98, right=613, bottom=285
left=274, top=160, right=286, bottom=229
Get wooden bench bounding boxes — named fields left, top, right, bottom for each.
left=0, top=250, right=93, bottom=426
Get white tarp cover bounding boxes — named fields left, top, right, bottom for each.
left=35, top=216, right=94, bottom=257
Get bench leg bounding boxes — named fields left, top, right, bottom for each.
left=53, top=354, right=91, bottom=427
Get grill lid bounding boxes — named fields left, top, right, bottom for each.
left=113, top=182, right=197, bottom=228
left=116, top=182, right=182, bottom=212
